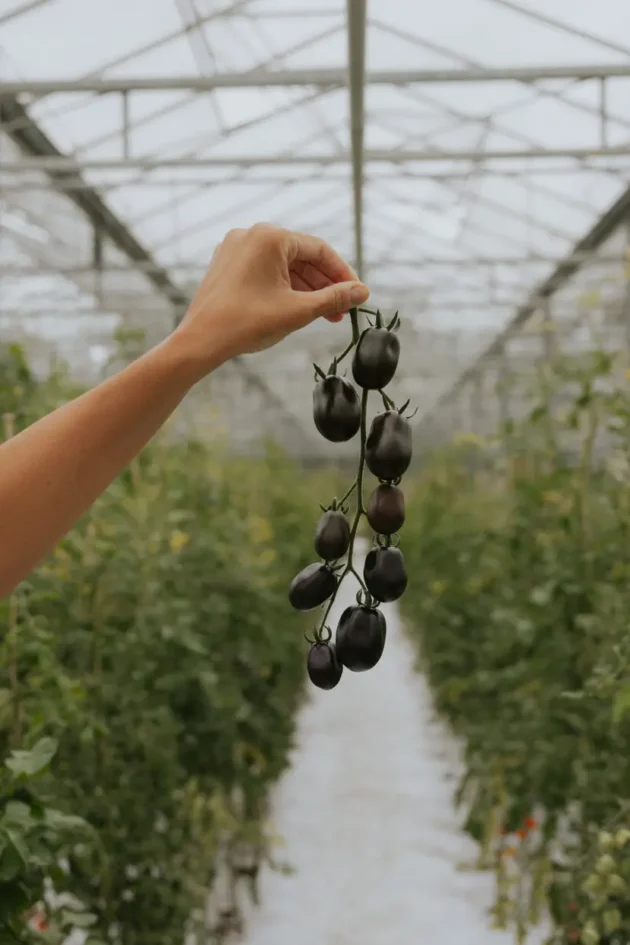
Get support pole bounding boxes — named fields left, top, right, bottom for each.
left=346, top=0, right=367, bottom=279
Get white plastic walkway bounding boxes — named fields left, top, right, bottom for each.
left=240, top=541, right=546, bottom=945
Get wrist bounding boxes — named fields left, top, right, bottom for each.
left=163, top=322, right=228, bottom=384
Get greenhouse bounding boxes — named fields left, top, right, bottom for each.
left=2, top=0, right=630, bottom=942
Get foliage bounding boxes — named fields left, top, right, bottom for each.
left=0, top=345, right=326, bottom=943
left=403, top=348, right=630, bottom=944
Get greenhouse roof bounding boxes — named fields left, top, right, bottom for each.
left=2, top=0, right=630, bottom=458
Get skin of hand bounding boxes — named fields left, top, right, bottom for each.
left=0, top=224, right=369, bottom=599
left=175, top=223, right=370, bottom=370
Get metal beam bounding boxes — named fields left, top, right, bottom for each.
left=1, top=251, right=626, bottom=275
left=0, top=97, right=187, bottom=310
left=3, top=146, right=630, bottom=172
left=0, top=0, right=52, bottom=26
left=4, top=63, right=630, bottom=93
left=487, top=0, right=630, bottom=58
left=418, top=181, right=630, bottom=425
left=3, top=166, right=629, bottom=193
left=346, top=0, right=367, bottom=278
left=0, top=95, right=311, bottom=447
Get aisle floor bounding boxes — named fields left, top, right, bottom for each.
left=241, top=543, right=546, bottom=945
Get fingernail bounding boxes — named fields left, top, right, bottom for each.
left=349, top=282, right=369, bottom=303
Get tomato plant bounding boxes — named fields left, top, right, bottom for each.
left=403, top=346, right=630, bottom=944
left=0, top=348, right=330, bottom=943
left=288, top=306, right=414, bottom=689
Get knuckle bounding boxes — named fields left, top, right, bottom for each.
left=329, top=285, right=348, bottom=313
left=251, top=221, right=276, bottom=238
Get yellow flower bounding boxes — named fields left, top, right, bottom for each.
left=258, top=548, right=277, bottom=568
left=169, top=530, right=190, bottom=554
left=542, top=491, right=563, bottom=505
left=248, top=515, right=273, bottom=545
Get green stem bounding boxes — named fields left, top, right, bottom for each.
left=317, top=386, right=370, bottom=634
left=338, top=479, right=358, bottom=507
left=335, top=338, right=356, bottom=368
left=350, top=306, right=361, bottom=345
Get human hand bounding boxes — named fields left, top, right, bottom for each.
left=175, top=223, right=370, bottom=372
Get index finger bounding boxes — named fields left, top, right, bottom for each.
left=287, top=230, right=359, bottom=284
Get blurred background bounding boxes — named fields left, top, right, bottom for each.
left=3, top=0, right=630, bottom=459
left=3, top=2, right=630, bottom=944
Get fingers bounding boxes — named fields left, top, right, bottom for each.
left=291, top=272, right=312, bottom=293
left=288, top=230, right=360, bottom=284
left=289, top=268, right=347, bottom=323
left=298, top=280, right=370, bottom=323
left=290, top=260, right=333, bottom=291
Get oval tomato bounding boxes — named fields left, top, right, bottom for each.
left=365, top=411, right=412, bottom=481
left=289, top=563, right=337, bottom=611
left=314, top=509, right=351, bottom=561
left=307, top=641, right=343, bottom=690
left=352, top=327, right=400, bottom=390
left=363, top=546, right=408, bottom=603
left=366, top=483, right=405, bottom=535
left=335, top=605, right=386, bottom=672
left=312, top=376, right=361, bottom=443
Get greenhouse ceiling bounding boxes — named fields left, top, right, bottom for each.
left=2, top=0, right=630, bottom=459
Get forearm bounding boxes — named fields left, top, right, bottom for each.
left=0, top=331, right=209, bottom=598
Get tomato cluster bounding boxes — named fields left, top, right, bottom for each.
left=288, top=307, right=413, bottom=690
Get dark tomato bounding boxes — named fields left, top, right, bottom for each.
left=313, top=376, right=361, bottom=443
left=307, top=641, right=343, bottom=690
left=352, top=327, right=400, bottom=390
left=363, top=546, right=407, bottom=603
left=366, top=483, right=405, bottom=535
left=365, top=410, right=412, bottom=481
left=289, top=563, right=337, bottom=612
left=335, top=605, right=386, bottom=672
left=314, top=509, right=351, bottom=560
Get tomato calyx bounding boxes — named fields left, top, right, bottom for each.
left=304, top=623, right=333, bottom=645
left=378, top=389, right=418, bottom=420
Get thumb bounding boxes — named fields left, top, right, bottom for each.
left=300, top=280, right=370, bottom=322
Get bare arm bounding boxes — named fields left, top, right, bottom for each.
left=0, top=224, right=369, bottom=598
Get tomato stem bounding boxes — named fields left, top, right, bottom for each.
left=315, top=387, right=369, bottom=634
left=338, top=479, right=358, bottom=507
left=350, top=306, right=361, bottom=345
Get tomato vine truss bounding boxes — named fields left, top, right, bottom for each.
left=2, top=0, right=630, bottom=461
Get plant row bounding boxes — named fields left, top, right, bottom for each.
left=402, top=349, right=630, bottom=945
left=0, top=345, right=325, bottom=944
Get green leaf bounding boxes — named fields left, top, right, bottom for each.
left=0, top=831, right=27, bottom=882
left=5, top=737, right=58, bottom=778
left=61, top=910, right=98, bottom=928
left=0, top=880, right=30, bottom=920
left=612, top=684, right=630, bottom=724
left=44, top=808, right=92, bottom=834
left=1, top=802, right=32, bottom=828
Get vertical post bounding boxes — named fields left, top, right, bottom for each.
left=624, top=216, right=630, bottom=351
left=470, top=372, right=483, bottom=436
left=122, top=91, right=130, bottom=159
left=346, top=0, right=367, bottom=280
left=541, top=297, right=554, bottom=362
left=92, top=224, right=103, bottom=305
left=497, top=340, right=510, bottom=428
left=599, top=77, right=608, bottom=149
